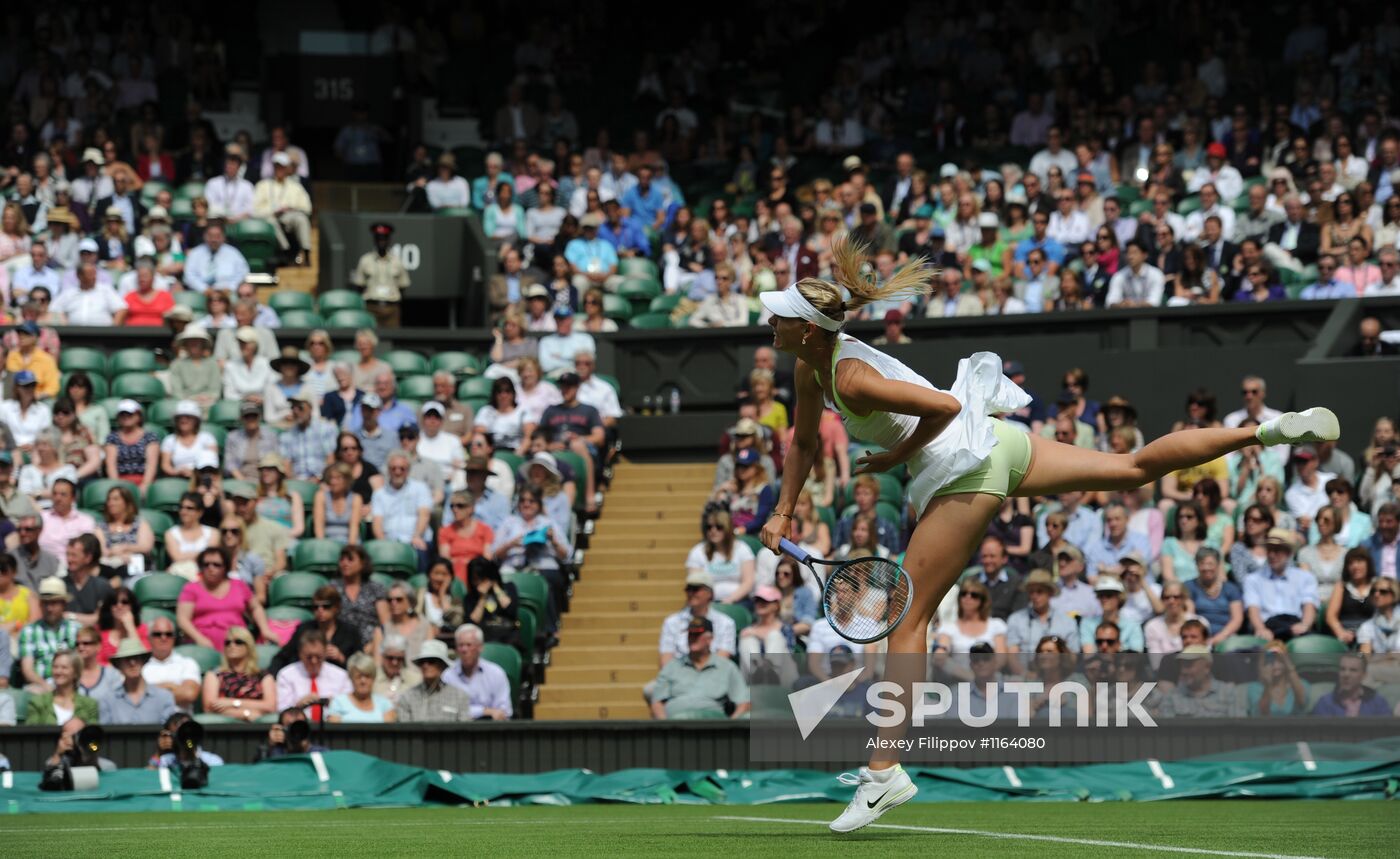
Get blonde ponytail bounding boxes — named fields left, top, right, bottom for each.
left=794, top=235, right=936, bottom=325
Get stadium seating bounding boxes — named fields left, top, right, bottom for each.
left=59, top=347, right=108, bottom=376
left=325, top=309, right=377, bottom=329
left=270, top=572, right=329, bottom=608
left=228, top=219, right=280, bottom=273
left=176, top=644, right=222, bottom=674
left=113, top=374, right=166, bottom=403
left=385, top=350, right=431, bottom=378
left=712, top=603, right=753, bottom=630
left=133, top=574, right=188, bottom=611
left=108, top=348, right=160, bottom=377
left=266, top=606, right=313, bottom=623
left=482, top=642, right=523, bottom=708
left=399, top=375, right=436, bottom=399
left=143, top=479, right=190, bottom=513
left=431, top=351, right=482, bottom=377
left=279, top=309, right=325, bottom=328
left=286, top=480, right=318, bottom=510
left=365, top=540, right=418, bottom=577
left=291, top=540, right=342, bottom=573
left=317, top=290, right=366, bottom=315
left=458, top=377, right=493, bottom=400
left=208, top=400, right=244, bottom=428
left=82, top=478, right=129, bottom=510
left=269, top=292, right=315, bottom=314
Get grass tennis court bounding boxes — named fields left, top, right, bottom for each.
left=4, top=800, right=1387, bottom=858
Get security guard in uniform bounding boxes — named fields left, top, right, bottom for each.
left=350, top=222, right=410, bottom=327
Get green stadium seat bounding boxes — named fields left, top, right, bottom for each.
left=437, top=207, right=474, bottom=217
left=552, top=449, right=588, bottom=508
left=223, top=479, right=257, bottom=501
left=3, top=688, right=29, bottom=724
left=269, top=292, right=315, bottom=314
left=502, top=572, right=549, bottom=618
left=278, top=310, right=325, bottom=329
left=431, top=352, right=482, bottom=376
left=205, top=423, right=227, bottom=451
left=739, top=534, right=763, bottom=557
left=174, top=182, right=206, bottom=202
left=1214, top=635, right=1267, bottom=653
left=133, top=573, right=188, bottom=611
left=147, top=398, right=181, bottom=427
left=713, top=602, right=753, bottom=630
left=595, top=374, right=620, bottom=395
left=270, top=572, right=330, bottom=608
left=176, top=644, right=222, bottom=674
left=331, top=349, right=361, bottom=367
left=669, top=708, right=728, bottom=719
left=112, top=373, right=166, bottom=403
left=1129, top=198, right=1153, bottom=217
left=325, top=309, right=377, bottom=329
left=144, top=478, right=190, bottom=513
left=384, top=350, right=431, bottom=378
left=59, top=346, right=108, bottom=376
left=482, top=642, right=523, bottom=705
left=208, top=399, right=244, bottom=428
left=81, top=478, right=129, bottom=510
left=627, top=312, right=672, bottom=329
left=291, top=539, right=342, bottom=573
left=286, top=479, right=318, bottom=510
left=317, top=289, right=367, bottom=314
left=256, top=643, right=280, bottom=670
left=365, top=540, right=418, bottom=576
left=108, top=348, right=159, bottom=377
left=602, top=294, right=634, bottom=321
left=517, top=604, right=538, bottom=658
left=168, top=198, right=195, bottom=222
left=399, top=375, right=436, bottom=399
left=61, top=372, right=109, bottom=400
left=617, top=278, right=661, bottom=304
left=173, top=290, right=207, bottom=315
left=462, top=396, right=488, bottom=413
left=458, top=376, right=494, bottom=400
left=618, top=258, right=658, bottom=279
left=266, top=606, right=313, bottom=623
left=495, top=451, right=523, bottom=475
left=648, top=294, right=682, bottom=314
left=1175, top=194, right=1202, bottom=215
left=141, top=606, right=176, bottom=627
left=370, top=572, right=400, bottom=590
left=140, top=180, right=172, bottom=207
left=228, top=219, right=280, bottom=273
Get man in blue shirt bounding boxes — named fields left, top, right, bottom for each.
left=1013, top=210, right=1066, bottom=279
left=565, top=214, right=622, bottom=292
left=599, top=197, right=649, bottom=257
left=1298, top=255, right=1354, bottom=299
left=1310, top=653, right=1393, bottom=716
left=1083, top=503, right=1153, bottom=576
left=621, top=164, right=668, bottom=233
left=372, top=451, right=433, bottom=571
left=1244, top=528, right=1318, bottom=641
left=346, top=371, right=415, bottom=435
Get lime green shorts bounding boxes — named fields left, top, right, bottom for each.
left=933, top=420, right=1034, bottom=500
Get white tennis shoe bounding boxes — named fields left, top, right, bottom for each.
left=829, top=764, right=918, bottom=833
left=1255, top=407, right=1340, bottom=446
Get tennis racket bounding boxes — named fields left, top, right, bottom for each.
left=778, top=538, right=913, bottom=644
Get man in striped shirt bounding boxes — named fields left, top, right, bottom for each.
left=19, top=577, right=79, bottom=691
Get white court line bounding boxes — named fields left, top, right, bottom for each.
left=715, top=815, right=1331, bottom=859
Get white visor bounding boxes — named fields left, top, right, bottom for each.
left=760, top=285, right=843, bottom=332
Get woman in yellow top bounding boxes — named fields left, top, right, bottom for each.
left=749, top=368, right=788, bottom=433
left=0, top=554, right=37, bottom=637
left=756, top=236, right=1339, bottom=833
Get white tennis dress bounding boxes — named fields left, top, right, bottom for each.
left=820, top=335, right=1031, bottom=516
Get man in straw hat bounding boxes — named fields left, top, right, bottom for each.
left=204, top=143, right=255, bottom=222
left=253, top=151, right=313, bottom=265
left=1005, top=569, right=1080, bottom=666
left=18, top=577, right=79, bottom=691
left=169, top=325, right=221, bottom=408
left=1244, top=527, right=1319, bottom=641
left=396, top=639, right=473, bottom=722
left=99, top=637, right=179, bottom=725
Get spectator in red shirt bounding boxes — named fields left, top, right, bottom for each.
left=124, top=258, right=174, bottom=326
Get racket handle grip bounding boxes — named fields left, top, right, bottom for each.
left=778, top=538, right=811, bottom=563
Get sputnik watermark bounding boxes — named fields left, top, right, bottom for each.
left=788, top=669, right=1157, bottom=740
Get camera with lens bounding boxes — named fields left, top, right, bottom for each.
left=40, top=725, right=104, bottom=792
left=175, top=720, right=209, bottom=790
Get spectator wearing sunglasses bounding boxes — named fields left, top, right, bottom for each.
left=269, top=586, right=365, bottom=676
left=201, top=625, right=275, bottom=721
left=94, top=587, right=147, bottom=666
left=374, top=633, right=422, bottom=704
left=141, top=616, right=202, bottom=711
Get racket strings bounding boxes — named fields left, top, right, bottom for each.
left=823, top=558, right=911, bottom=642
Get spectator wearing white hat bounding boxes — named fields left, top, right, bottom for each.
left=69, top=148, right=113, bottom=209
left=169, top=326, right=222, bottom=409
left=223, top=326, right=276, bottom=405
left=396, top=638, right=472, bottom=722
left=1245, top=528, right=1318, bottom=641
left=183, top=222, right=250, bottom=293
left=415, top=401, right=466, bottom=476
left=966, top=212, right=1012, bottom=278
left=159, top=400, right=219, bottom=480
left=253, top=152, right=313, bottom=265
left=204, top=144, right=256, bottom=223
left=51, top=260, right=126, bottom=325
left=658, top=570, right=737, bottom=667
left=564, top=213, right=623, bottom=292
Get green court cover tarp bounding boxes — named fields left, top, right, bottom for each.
left=5, top=740, right=1399, bottom=814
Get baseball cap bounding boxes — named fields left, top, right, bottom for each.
left=1093, top=576, right=1125, bottom=595
left=735, top=448, right=761, bottom=467
left=465, top=455, right=491, bottom=474
left=420, top=400, right=445, bottom=417
left=882, top=309, right=903, bottom=324
left=193, top=450, right=220, bottom=471
left=1292, top=446, right=1317, bottom=461
left=859, top=202, right=877, bottom=216
left=687, top=616, right=714, bottom=635
left=235, top=326, right=260, bottom=344
left=524, top=284, right=550, bottom=300
left=225, top=482, right=258, bottom=500
left=116, top=398, right=142, bottom=415
left=914, top=204, right=934, bottom=219
left=977, top=212, right=999, bottom=229
left=1206, top=142, right=1227, bottom=158
left=1055, top=545, right=1084, bottom=562
left=272, top=152, right=293, bottom=167
left=733, top=417, right=760, bottom=437
left=1003, top=359, right=1026, bottom=376
left=287, top=391, right=316, bottom=406
left=552, top=304, right=574, bottom=318
left=939, top=162, right=959, bottom=178
left=684, top=570, right=714, bottom=590
left=12, top=370, right=34, bottom=387
left=240, top=399, right=262, bottom=416
left=174, top=400, right=202, bottom=419
left=360, top=392, right=383, bottom=409
left=398, top=423, right=419, bottom=439
left=580, top=212, right=604, bottom=228
left=754, top=585, right=782, bottom=603
left=557, top=372, right=581, bottom=387
left=971, top=259, right=992, bottom=273
left=841, top=155, right=864, bottom=172
left=15, top=320, right=40, bottom=336
left=1076, top=170, right=1095, bottom=185
left=529, top=451, right=562, bottom=479
left=929, top=226, right=946, bottom=238
left=79, top=237, right=99, bottom=254
left=1119, top=551, right=1147, bottom=569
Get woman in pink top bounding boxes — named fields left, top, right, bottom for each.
left=176, top=546, right=275, bottom=648
left=1335, top=236, right=1382, bottom=295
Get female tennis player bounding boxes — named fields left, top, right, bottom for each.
left=757, top=238, right=1338, bottom=833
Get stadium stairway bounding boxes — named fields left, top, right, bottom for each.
left=534, top=461, right=713, bottom=719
